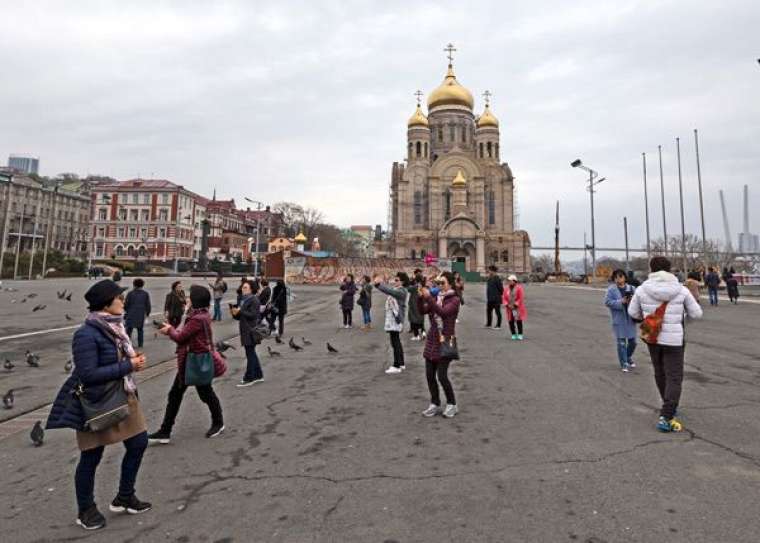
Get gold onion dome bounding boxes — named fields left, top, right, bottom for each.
left=477, top=104, right=499, bottom=128
left=407, top=104, right=429, bottom=128
left=294, top=231, right=307, bottom=243
left=452, top=169, right=467, bottom=187
left=427, top=65, right=474, bottom=110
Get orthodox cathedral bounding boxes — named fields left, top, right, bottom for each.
left=389, top=46, right=531, bottom=273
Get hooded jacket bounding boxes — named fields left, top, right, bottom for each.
left=628, top=271, right=703, bottom=346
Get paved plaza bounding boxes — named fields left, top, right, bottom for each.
left=1, top=278, right=759, bottom=542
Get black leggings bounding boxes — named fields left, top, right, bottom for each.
left=159, top=374, right=223, bottom=434
left=509, top=320, right=523, bottom=335
left=425, top=359, right=455, bottom=406
left=388, top=331, right=404, bottom=367
left=342, top=308, right=353, bottom=326
left=410, top=322, right=424, bottom=337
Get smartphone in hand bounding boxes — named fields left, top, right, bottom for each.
left=152, top=319, right=165, bottom=329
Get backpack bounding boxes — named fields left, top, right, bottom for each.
left=221, top=281, right=228, bottom=293
left=639, top=301, right=668, bottom=344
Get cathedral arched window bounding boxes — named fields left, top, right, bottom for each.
left=487, top=141, right=493, bottom=158
left=411, top=249, right=416, bottom=259
left=443, top=190, right=451, bottom=220
left=490, top=251, right=499, bottom=264
left=502, top=250, right=509, bottom=262
left=413, top=191, right=422, bottom=225
left=495, top=143, right=499, bottom=161
left=449, top=124, right=456, bottom=142
left=424, top=142, right=428, bottom=158
left=479, top=142, right=484, bottom=158
left=416, top=141, right=421, bottom=158
left=408, top=142, right=413, bottom=160
left=461, top=125, right=467, bottom=143
left=438, top=128, right=443, bottom=143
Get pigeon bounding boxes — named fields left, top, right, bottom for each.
left=215, top=340, right=236, bottom=352
left=327, top=342, right=339, bottom=354
left=3, top=359, right=14, bottom=371
left=288, top=337, right=303, bottom=351
left=30, top=421, right=44, bottom=447
left=65, top=292, right=72, bottom=301
left=302, top=337, right=312, bottom=346
left=2, top=389, right=13, bottom=409
left=32, top=304, right=46, bottom=312
left=267, top=346, right=281, bottom=357
left=57, top=290, right=66, bottom=300
left=25, top=351, right=40, bottom=367
left=274, top=335, right=283, bottom=344
left=65, top=314, right=74, bottom=321
left=20, top=297, right=27, bottom=303
left=27, top=293, right=38, bottom=299
left=64, top=359, right=73, bottom=372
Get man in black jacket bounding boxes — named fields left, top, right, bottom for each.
left=485, top=266, right=504, bottom=329
left=125, top=278, right=151, bottom=348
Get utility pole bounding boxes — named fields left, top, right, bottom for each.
left=0, top=172, right=14, bottom=278
left=643, top=153, right=651, bottom=258
left=676, top=137, right=688, bottom=273
left=41, top=184, right=60, bottom=278
left=694, top=129, right=708, bottom=266
left=245, top=198, right=265, bottom=277
left=28, top=189, right=42, bottom=279
left=554, top=201, right=561, bottom=274
left=658, top=145, right=668, bottom=254
left=624, top=216, right=630, bottom=274
left=12, top=198, right=25, bottom=280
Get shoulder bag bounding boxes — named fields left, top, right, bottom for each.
left=439, top=335, right=460, bottom=361
left=185, top=320, right=215, bottom=386
left=76, top=378, right=130, bottom=432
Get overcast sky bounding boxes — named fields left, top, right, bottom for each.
left=2, top=1, right=759, bottom=253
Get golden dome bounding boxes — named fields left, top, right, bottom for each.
left=294, top=231, right=307, bottom=243
left=407, top=104, right=429, bottom=128
left=427, top=65, right=474, bottom=110
left=477, top=104, right=499, bottom=128
left=451, top=169, right=467, bottom=187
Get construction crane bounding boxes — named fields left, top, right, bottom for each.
left=719, top=190, right=733, bottom=252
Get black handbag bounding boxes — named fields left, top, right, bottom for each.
left=76, top=379, right=130, bottom=432
left=439, top=335, right=460, bottom=361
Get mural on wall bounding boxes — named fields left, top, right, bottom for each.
left=284, top=257, right=451, bottom=285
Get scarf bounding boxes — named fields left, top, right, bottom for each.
left=433, top=289, right=455, bottom=333
left=86, top=312, right=137, bottom=392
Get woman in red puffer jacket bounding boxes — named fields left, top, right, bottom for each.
left=418, top=271, right=461, bottom=419
left=149, top=285, right=225, bottom=444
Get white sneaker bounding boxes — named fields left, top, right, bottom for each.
left=399, top=365, right=406, bottom=370
left=422, top=404, right=441, bottom=417
left=385, top=366, right=402, bottom=374
left=421, top=331, right=426, bottom=338
left=442, top=404, right=458, bottom=418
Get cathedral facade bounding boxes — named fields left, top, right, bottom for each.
left=389, top=52, right=531, bottom=274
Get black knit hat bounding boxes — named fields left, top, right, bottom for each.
left=189, top=284, right=211, bottom=309
left=85, top=279, right=128, bottom=311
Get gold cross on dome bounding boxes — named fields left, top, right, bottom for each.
left=482, top=90, right=492, bottom=106
left=414, top=90, right=423, bottom=105
left=444, top=43, right=457, bottom=64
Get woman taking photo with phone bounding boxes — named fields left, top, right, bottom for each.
left=232, top=279, right=264, bottom=387
left=46, top=280, right=150, bottom=530
left=418, top=271, right=460, bottom=418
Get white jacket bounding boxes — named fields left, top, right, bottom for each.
left=628, top=271, right=703, bottom=346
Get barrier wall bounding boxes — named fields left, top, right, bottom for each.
left=284, top=256, right=451, bottom=285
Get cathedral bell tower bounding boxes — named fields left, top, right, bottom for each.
left=407, top=90, right=430, bottom=162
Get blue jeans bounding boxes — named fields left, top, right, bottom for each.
left=243, top=345, right=263, bottom=381
left=213, top=298, right=222, bottom=320
left=708, top=287, right=718, bottom=305
left=362, top=307, right=371, bottom=325
left=75, top=431, right=148, bottom=513
left=616, top=337, right=637, bottom=368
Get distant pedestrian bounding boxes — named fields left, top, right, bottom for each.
left=604, top=269, right=637, bottom=372
left=705, top=267, right=720, bottom=306
left=339, top=274, right=357, bottom=328
left=485, top=265, right=504, bottom=329
left=628, top=256, right=703, bottom=432
left=46, top=279, right=150, bottom=530
left=726, top=275, right=740, bottom=304
left=258, top=276, right=271, bottom=306
left=150, top=285, right=225, bottom=444
left=374, top=272, right=409, bottom=374
left=269, top=279, right=288, bottom=337
left=232, top=279, right=264, bottom=387
left=503, top=274, right=526, bottom=340
left=685, top=272, right=701, bottom=304
left=208, top=273, right=227, bottom=321
left=357, top=275, right=373, bottom=330
left=419, top=271, right=460, bottom=418
left=124, top=278, right=151, bottom=349
left=164, top=281, right=186, bottom=328
left=407, top=277, right=425, bottom=341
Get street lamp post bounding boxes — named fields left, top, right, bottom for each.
left=571, top=159, right=605, bottom=279
left=244, top=197, right=265, bottom=277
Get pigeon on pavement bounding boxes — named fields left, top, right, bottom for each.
left=32, top=304, right=46, bottom=312
left=65, top=292, right=72, bottom=301
left=274, top=335, right=283, bottom=344
left=65, top=314, right=74, bottom=321
left=57, top=290, right=66, bottom=300
left=25, top=351, right=40, bottom=367
left=3, top=359, right=14, bottom=371
left=2, top=389, right=13, bottom=409
left=302, top=337, right=312, bottom=346
left=30, top=421, right=44, bottom=447
left=267, top=346, right=281, bottom=357
left=288, top=337, right=303, bottom=351
left=327, top=342, right=339, bottom=354
left=215, top=340, right=235, bottom=352
left=27, top=293, right=37, bottom=299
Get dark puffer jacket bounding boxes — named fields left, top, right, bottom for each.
left=340, top=281, right=357, bottom=310
left=419, top=291, right=460, bottom=362
left=46, top=321, right=133, bottom=431
left=167, top=308, right=213, bottom=382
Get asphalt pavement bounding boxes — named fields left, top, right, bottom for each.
left=1, top=278, right=759, bottom=542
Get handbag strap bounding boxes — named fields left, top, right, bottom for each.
left=200, top=318, right=215, bottom=352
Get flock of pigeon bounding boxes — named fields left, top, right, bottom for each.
left=265, top=335, right=339, bottom=358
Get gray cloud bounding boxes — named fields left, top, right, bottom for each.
left=1, top=0, right=759, bottom=252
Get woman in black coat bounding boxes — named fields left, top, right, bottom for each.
left=124, top=278, right=151, bottom=348
left=269, top=279, right=288, bottom=337
left=163, top=281, right=186, bottom=328
left=232, top=279, right=264, bottom=386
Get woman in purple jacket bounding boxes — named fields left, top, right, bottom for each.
left=418, top=271, right=461, bottom=418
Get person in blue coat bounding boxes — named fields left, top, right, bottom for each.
left=46, top=279, right=150, bottom=530
left=124, top=278, right=151, bottom=348
left=605, top=269, right=638, bottom=372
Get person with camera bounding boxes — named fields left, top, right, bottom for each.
left=604, top=269, right=638, bottom=372
left=373, top=272, right=409, bottom=374
left=46, top=280, right=150, bottom=531
left=418, top=271, right=461, bottom=418
left=148, top=285, right=225, bottom=444
left=232, top=279, right=265, bottom=387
